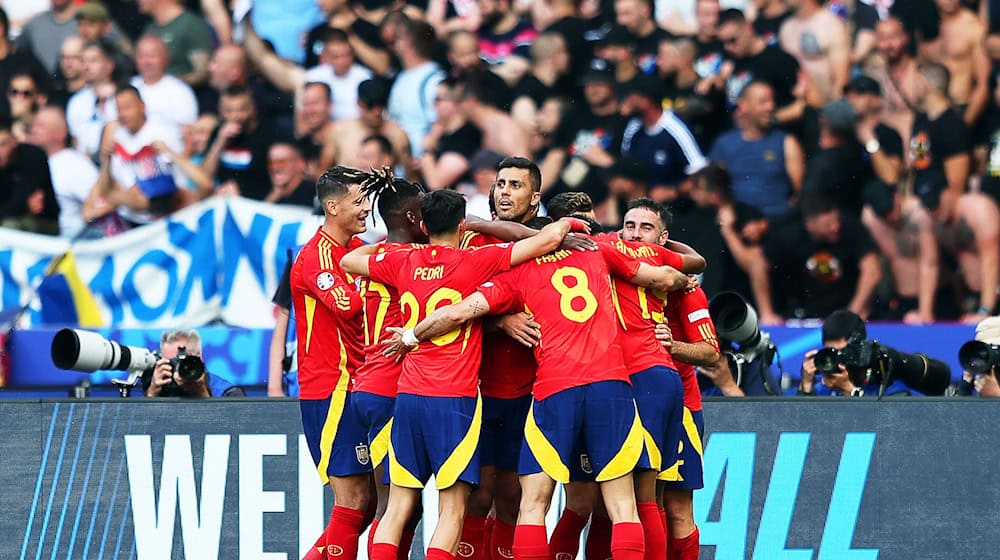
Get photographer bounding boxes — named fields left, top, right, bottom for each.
left=144, top=329, right=245, bottom=398
left=798, top=310, right=950, bottom=397
left=955, top=317, right=1000, bottom=397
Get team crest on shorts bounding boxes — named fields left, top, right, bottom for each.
left=317, top=272, right=336, bottom=290
left=580, top=453, right=593, bottom=474
left=356, top=444, right=370, bottom=465
left=457, top=542, right=475, bottom=557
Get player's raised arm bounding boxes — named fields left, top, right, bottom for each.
left=664, top=239, right=707, bottom=273
left=509, top=219, right=572, bottom=266
left=465, top=215, right=539, bottom=241
left=340, top=244, right=380, bottom=277
left=631, top=262, right=689, bottom=292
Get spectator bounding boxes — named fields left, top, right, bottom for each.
left=144, top=329, right=245, bottom=398
left=49, top=35, right=87, bottom=109
left=202, top=86, right=277, bottom=201
left=691, top=0, right=726, bottom=85
left=539, top=58, right=626, bottom=207
left=865, top=16, right=920, bottom=141
left=716, top=8, right=803, bottom=122
left=861, top=183, right=939, bottom=324
left=182, top=113, right=217, bottom=188
left=751, top=0, right=792, bottom=44
left=530, top=95, right=568, bottom=161
left=0, top=117, right=60, bottom=235
left=457, top=75, right=529, bottom=157
left=73, top=2, right=135, bottom=80
left=657, top=37, right=727, bottom=150
left=843, top=74, right=905, bottom=189
left=130, top=34, right=198, bottom=133
left=0, top=7, right=47, bottom=121
left=605, top=156, right=650, bottom=225
left=140, top=0, right=213, bottom=87
left=919, top=0, right=989, bottom=127
left=420, top=79, right=483, bottom=190
left=6, top=72, right=45, bottom=141
left=249, top=0, right=324, bottom=65
left=475, top=0, right=537, bottom=84
left=779, top=0, right=850, bottom=104
left=426, top=0, right=482, bottom=37
left=461, top=149, right=504, bottom=217
left=595, top=25, right=642, bottom=90
left=800, top=99, right=869, bottom=215
left=356, top=134, right=395, bottom=243
left=264, top=143, right=317, bottom=208
left=751, top=195, right=881, bottom=323
left=28, top=106, right=99, bottom=239
left=615, top=0, right=672, bottom=75
left=203, top=44, right=294, bottom=133
left=510, top=32, right=570, bottom=128
left=709, top=80, right=805, bottom=219
left=538, top=0, right=594, bottom=89
left=445, top=30, right=513, bottom=110
left=93, top=86, right=208, bottom=226
left=15, top=0, right=79, bottom=76
left=388, top=19, right=446, bottom=156
left=294, top=82, right=334, bottom=180
left=621, top=75, right=708, bottom=202
left=66, top=39, right=118, bottom=159
left=319, top=78, right=412, bottom=174
left=305, top=0, right=390, bottom=75
left=838, top=0, right=879, bottom=66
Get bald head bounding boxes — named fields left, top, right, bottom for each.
left=136, top=34, right=169, bottom=82
left=531, top=32, right=566, bottom=63
left=29, top=107, right=70, bottom=154
left=209, top=45, right=249, bottom=90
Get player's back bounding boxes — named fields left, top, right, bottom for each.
left=486, top=248, right=629, bottom=401
left=355, top=242, right=410, bottom=398
left=369, top=242, right=514, bottom=398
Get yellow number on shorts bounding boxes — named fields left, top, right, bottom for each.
left=551, top=267, right=598, bottom=323
left=362, top=280, right=392, bottom=346
left=399, top=288, right=468, bottom=346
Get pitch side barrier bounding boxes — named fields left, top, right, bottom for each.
left=4, top=398, right=995, bottom=560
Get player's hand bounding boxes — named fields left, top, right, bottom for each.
left=654, top=322, right=673, bottom=350
left=497, top=312, right=541, bottom=347
left=559, top=233, right=597, bottom=252
left=559, top=217, right=591, bottom=234
left=146, top=358, right=174, bottom=397
left=382, top=326, right=415, bottom=361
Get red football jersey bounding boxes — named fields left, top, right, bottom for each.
left=604, top=239, right=684, bottom=373
left=462, top=231, right=537, bottom=398
left=354, top=242, right=412, bottom=398
left=478, top=248, right=641, bottom=401
left=664, top=286, right=718, bottom=411
left=290, top=228, right=365, bottom=399
left=368, top=243, right=514, bottom=398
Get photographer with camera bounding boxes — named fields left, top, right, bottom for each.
left=143, top=329, right=245, bottom=398
left=799, top=310, right=951, bottom=397
left=955, top=317, right=1000, bottom=397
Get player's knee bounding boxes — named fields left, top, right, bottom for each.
left=663, top=491, right=694, bottom=525
left=468, top=485, right=494, bottom=516
left=331, top=475, right=372, bottom=509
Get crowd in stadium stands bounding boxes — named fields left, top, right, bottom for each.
left=4, top=0, right=1000, bottom=325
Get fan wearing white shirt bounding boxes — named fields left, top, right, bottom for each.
left=66, top=39, right=118, bottom=159
left=243, top=22, right=372, bottom=121
left=130, top=35, right=198, bottom=133
left=28, top=106, right=100, bottom=239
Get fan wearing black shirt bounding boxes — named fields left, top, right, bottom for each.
left=305, top=0, right=389, bottom=75
left=717, top=8, right=803, bottom=123
left=595, top=25, right=643, bottom=91
left=751, top=195, right=881, bottom=324
left=263, top=143, right=317, bottom=208
left=203, top=87, right=278, bottom=201
left=445, top=30, right=513, bottom=111
left=0, top=118, right=59, bottom=234
left=420, top=79, right=482, bottom=190
left=752, top=0, right=792, bottom=44
left=691, top=0, right=727, bottom=84
left=543, top=0, right=596, bottom=93
left=510, top=32, right=571, bottom=127
left=539, top=59, right=628, bottom=208
left=658, top=37, right=727, bottom=149
left=615, top=0, right=673, bottom=75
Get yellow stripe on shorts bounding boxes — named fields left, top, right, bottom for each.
left=596, top=403, right=644, bottom=482
left=524, top=402, right=570, bottom=483
left=436, top=395, right=483, bottom=489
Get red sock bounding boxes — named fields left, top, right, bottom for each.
left=585, top=515, right=612, bottom=560
left=549, top=509, right=588, bottom=560
left=637, top=503, right=665, bottom=560
left=513, top=524, right=548, bottom=560
left=427, top=547, right=457, bottom=560
left=324, top=506, right=367, bottom=560
left=460, top=515, right=488, bottom=560
left=368, top=519, right=380, bottom=557
left=667, top=527, right=698, bottom=560
left=610, top=522, right=644, bottom=560
left=372, top=542, right=399, bottom=560
left=303, top=532, right=327, bottom=560
left=490, top=519, right=516, bottom=560
left=399, top=524, right=417, bottom=560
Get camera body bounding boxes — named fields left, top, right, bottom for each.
left=813, top=333, right=884, bottom=386
left=143, top=345, right=206, bottom=397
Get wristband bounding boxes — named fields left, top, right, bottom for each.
left=978, top=305, right=992, bottom=316
left=559, top=217, right=590, bottom=233
left=401, top=329, right=419, bottom=347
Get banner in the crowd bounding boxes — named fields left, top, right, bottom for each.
left=6, top=399, right=999, bottom=560
left=0, top=198, right=320, bottom=329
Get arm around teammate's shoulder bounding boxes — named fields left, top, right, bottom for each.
left=509, top=219, right=571, bottom=266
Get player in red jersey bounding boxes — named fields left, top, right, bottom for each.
left=290, top=166, right=373, bottom=560
left=386, top=238, right=690, bottom=560
left=624, top=201, right=722, bottom=560
left=340, top=189, right=575, bottom=560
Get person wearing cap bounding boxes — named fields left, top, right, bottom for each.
left=319, top=78, right=413, bottom=176
left=958, top=317, right=1000, bottom=397
left=538, top=58, right=627, bottom=205
left=800, top=99, right=870, bottom=216
left=621, top=74, right=708, bottom=203
left=15, top=0, right=81, bottom=76
left=595, top=25, right=642, bottom=90
left=420, top=79, right=483, bottom=191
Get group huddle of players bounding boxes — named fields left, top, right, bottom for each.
left=289, top=158, right=720, bottom=560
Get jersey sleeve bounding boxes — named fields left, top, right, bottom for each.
left=467, top=243, right=515, bottom=279
left=367, top=247, right=411, bottom=287
left=598, top=241, right=642, bottom=280
left=301, top=250, right=363, bottom=318
left=477, top=270, right=521, bottom=315
left=675, top=288, right=719, bottom=351
left=653, top=245, right=684, bottom=270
